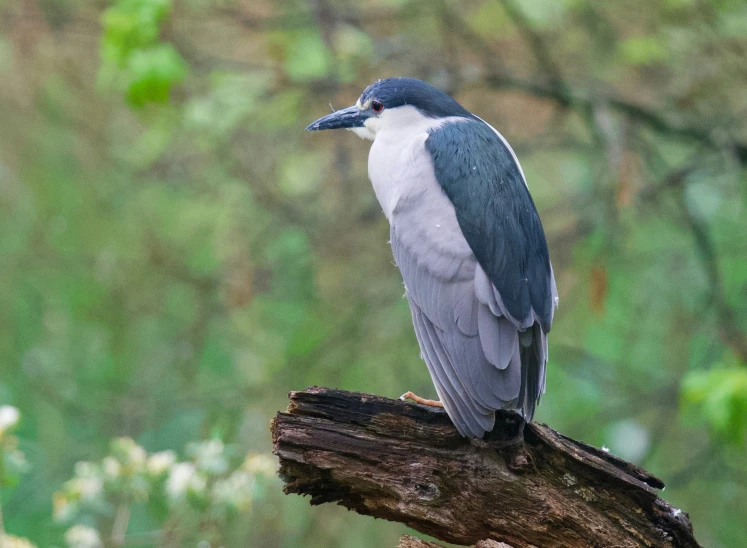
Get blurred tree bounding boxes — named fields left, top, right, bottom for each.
left=0, top=0, right=745, bottom=546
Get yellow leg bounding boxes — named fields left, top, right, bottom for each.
left=399, top=391, right=444, bottom=408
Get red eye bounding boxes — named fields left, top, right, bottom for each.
left=371, top=100, right=384, bottom=113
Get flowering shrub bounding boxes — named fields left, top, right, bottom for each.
left=0, top=405, right=29, bottom=489
left=0, top=404, right=278, bottom=547
left=0, top=406, right=36, bottom=547
left=53, top=437, right=277, bottom=546
left=0, top=534, right=38, bottom=548
left=63, top=526, right=103, bottom=548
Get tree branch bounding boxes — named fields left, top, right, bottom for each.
left=271, top=387, right=701, bottom=548
left=498, top=0, right=566, bottom=89
left=397, top=534, right=445, bottom=548
left=434, top=4, right=747, bottom=164
left=397, top=534, right=511, bottom=548
left=483, top=71, right=747, bottom=163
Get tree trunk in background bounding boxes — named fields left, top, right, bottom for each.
left=271, top=387, right=701, bottom=548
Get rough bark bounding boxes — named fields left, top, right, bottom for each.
left=271, top=387, right=700, bottom=548
left=397, top=534, right=445, bottom=548
left=396, top=534, right=511, bottom=548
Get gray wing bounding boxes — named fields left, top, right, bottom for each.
left=389, top=137, right=556, bottom=438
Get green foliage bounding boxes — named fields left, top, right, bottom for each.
left=619, top=36, right=669, bottom=65
left=124, top=44, right=188, bottom=106
left=682, top=366, right=747, bottom=444
left=271, top=29, right=331, bottom=82
left=100, top=0, right=187, bottom=106
left=332, top=24, right=375, bottom=83
left=0, top=0, right=746, bottom=546
left=0, top=406, right=28, bottom=489
left=101, top=0, right=171, bottom=65
left=0, top=407, right=36, bottom=548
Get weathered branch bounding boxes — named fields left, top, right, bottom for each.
left=397, top=534, right=510, bottom=548
left=271, top=387, right=700, bottom=548
left=397, top=534, right=446, bottom=548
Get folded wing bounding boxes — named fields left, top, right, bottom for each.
left=388, top=120, right=556, bottom=438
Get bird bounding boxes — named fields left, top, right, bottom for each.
left=306, top=77, right=558, bottom=438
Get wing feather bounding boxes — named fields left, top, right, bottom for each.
left=425, top=119, right=555, bottom=332
left=411, top=303, right=492, bottom=437
left=393, top=226, right=523, bottom=437
left=477, top=304, right=517, bottom=370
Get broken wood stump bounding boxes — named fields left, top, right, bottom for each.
left=271, top=386, right=700, bottom=548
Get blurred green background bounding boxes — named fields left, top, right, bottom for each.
left=0, top=0, right=746, bottom=546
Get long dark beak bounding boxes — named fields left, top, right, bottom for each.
left=306, top=105, right=369, bottom=131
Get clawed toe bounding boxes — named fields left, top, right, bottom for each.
left=399, top=391, right=444, bottom=408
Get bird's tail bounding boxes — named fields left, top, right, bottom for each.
left=518, top=322, right=547, bottom=421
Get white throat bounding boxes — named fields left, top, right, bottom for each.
left=365, top=106, right=464, bottom=220
left=348, top=105, right=450, bottom=142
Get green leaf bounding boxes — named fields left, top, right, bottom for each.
left=467, top=2, right=509, bottom=37
left=332, top=24, right=374, bottom=83
left=278, top=152, right=326, bottom=197
left=280, top=30, right=331, bottom=82
left=1, top=446, right=29, bottom=488
left=512, top=0, right=569, bottom=29
left=619, top=36, right=668, bottom=65
left=101, top=0, right=172, bottom=67
left=682, top=366, right=747, bottom=444
left=184, top=72, right=270, bottom=136
left=125, top=44, right=188, bottom=107
left=99, top=0, right=185, bottom=106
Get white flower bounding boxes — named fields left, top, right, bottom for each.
left=0, top=534, right=38, bottom=548
left=102, top=456, right=121, bottom=479
left=0, top=405, right=20, bottom=433
left=111, top=437, right=147, bottom=470
left=74, top=461, right=97, bottom=479
left=64, top=525, right=102, bottom=548
left=147, top=450, right=176, bottom=476
left=68, top=476, right=103, bottom=503
left=128, top=444, right=147, bottom=469
left=190, top=473, right=207, bottom=494
left=167, top=462, right=195, bottom=499
left=70, top=462, right=103, bottom=502
left=191, top=439, right=228, bottom=475
left=53, top=493, right=77, bottom=523
left=243, top=453, right=276, bottom=476
left=212, top=470, right=254, bottom=511
left=166, top=462, right=206, bottom=500
left=5, top=448, right=29, bottom=473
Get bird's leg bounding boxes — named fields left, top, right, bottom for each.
left=482, top=412, right=526, bottom=448
left=399, top=391, right=444, bottom=407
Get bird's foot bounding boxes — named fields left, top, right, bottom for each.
left=399, top=391, right=444, bottom=407
left=482, top=411, right=526, bottom=448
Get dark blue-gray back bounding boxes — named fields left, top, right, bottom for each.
left=425, top=119, right=553, bottom=332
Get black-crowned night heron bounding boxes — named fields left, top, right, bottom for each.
left=306, top=77, right=558, bottom=438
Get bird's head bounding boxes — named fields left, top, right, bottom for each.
left=306, top=77, right=474, bottom=141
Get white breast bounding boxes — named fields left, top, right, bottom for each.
left=367, top=106, right=463, bottom=220
left=368, top=134, right=427, bottom=221
left=366, top=108, right=475, bottom=266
